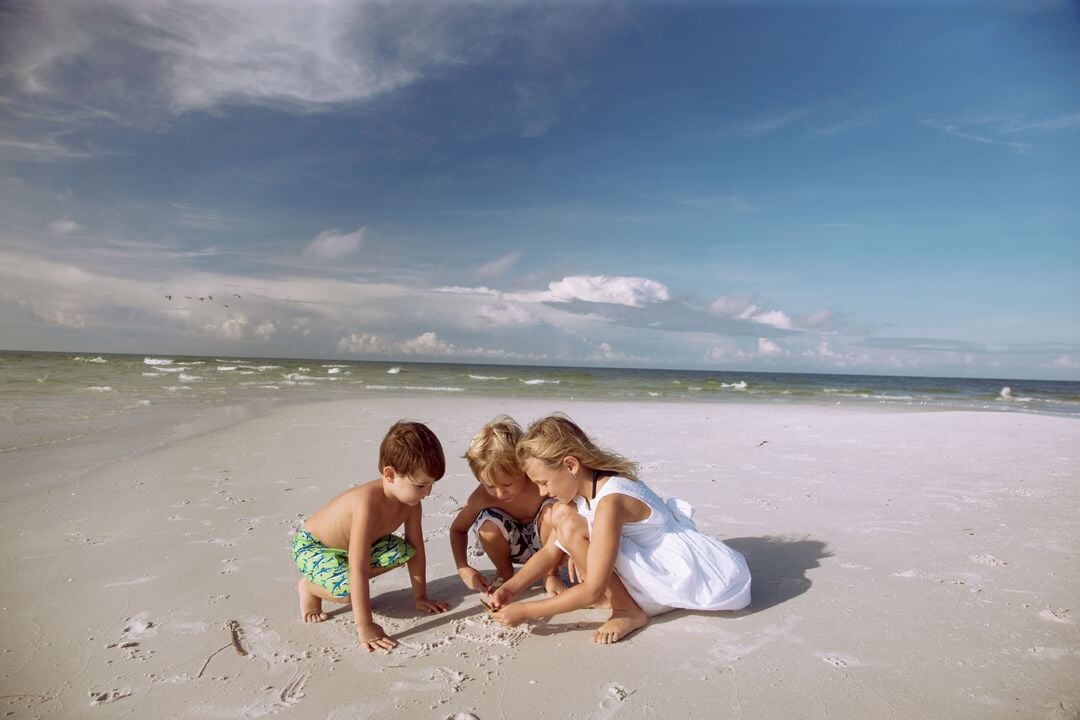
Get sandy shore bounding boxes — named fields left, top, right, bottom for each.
left=1, top=396, right=1077, bottom=719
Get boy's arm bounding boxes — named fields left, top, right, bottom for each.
left=347, top=501, right=394, bottom=652
left=404, top=505, right=449, bottom=614
left=448, top=490, right=489, bottom=591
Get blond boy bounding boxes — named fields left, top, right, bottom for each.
left=450, top=416, right=565, bottom=594
left=293, top=421, right=449, bottom=652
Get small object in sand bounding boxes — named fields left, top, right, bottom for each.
left=227, top=620, right=247, bottom=656
left=757, top=440, right=769, bottom=447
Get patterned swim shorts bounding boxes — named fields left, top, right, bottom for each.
left=292, top=528, right=415, bottom=598
left=472, top=498, right=557, bottom=565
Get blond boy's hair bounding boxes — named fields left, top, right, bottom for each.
left=464, top=416, right=524, bottom=484
left=379, top=421, right=446, bottom=480
left=516, top=414, right=639, bottom=481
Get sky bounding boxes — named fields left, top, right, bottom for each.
left=1, top=0, right=1078, bottom=380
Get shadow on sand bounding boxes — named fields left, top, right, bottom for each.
left=328, top=536, right=831, bottom=638
left=724, top=535, right=832, bottom=614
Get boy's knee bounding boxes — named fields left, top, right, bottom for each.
left=477, top=519, right=508, bottom=545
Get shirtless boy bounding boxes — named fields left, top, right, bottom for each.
left=449, top=416, right=565, bottom=595
left=292, top=421, right=449, bottom=652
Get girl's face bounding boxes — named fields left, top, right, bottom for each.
left=480, top=471, right=529, bottom=502
left=522, top=456, right=580, bottom=503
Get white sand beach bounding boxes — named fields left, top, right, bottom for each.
left=1, top=397, right=1077, bottom=719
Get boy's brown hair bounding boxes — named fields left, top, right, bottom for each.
left=464, top=415, right=524, bottom=484
left=379, top=421, right=446, bottom=480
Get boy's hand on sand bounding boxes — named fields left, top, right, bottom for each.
left=457, top=567, right=491, bottom=592
left=491, top=603, right=529, bottom=628
left=357, top=622, right=397, bottom=653
left=415, top=596, right=449, bottom=614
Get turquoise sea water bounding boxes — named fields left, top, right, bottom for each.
left=2, top=350, right=1078, bottom=454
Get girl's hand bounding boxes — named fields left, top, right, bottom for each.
left=567, top=558, right=582, bottom=584
left=415, top=596, right=450, bottom=614
left=457, top=566, right=491, bottom=592
left=357, top=622, right=397, bottom=653
left=486, top=584, right=516, bottom=610
left=491, top=602, right=531, bottom=628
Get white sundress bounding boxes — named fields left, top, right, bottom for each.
left=574, top=476, right=752, bottom=617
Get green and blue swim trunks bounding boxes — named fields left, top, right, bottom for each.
left=292, top=528, right=415, bottom=598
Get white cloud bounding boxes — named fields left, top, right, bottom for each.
left=921, top=119, right=1031, bottom=153
left=49, top=219, right=80, bottom=234
left=478, top=303, right=538, bottom=327
left=203, top=317, right=247, bottom=339
left=303, top=227, right=365, bottom=261
left=545, top=275, right=670, bottom=307
left=799, top=308, right=836, bottom=330
left=758, top=338, right=784, bottom=356
left=709, top=295, right=794, bottom=329
left=1050, top=354, right=1080, bottom=369
left=400, top=331, right=455, bottom=355
left=337, top=332, right=394, bottom=355
left=476, top=251, right=522, bottom=279
left=747, top=309, right=793, bottom=330
left=254, top=320, right=276, bottom=339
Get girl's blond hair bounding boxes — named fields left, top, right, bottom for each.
left=516, top=414, right=638, bottom=481
left=464, top=416, right=524, bottom=483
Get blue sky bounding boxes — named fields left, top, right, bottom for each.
left=1, top=1, right=1078, bottom=379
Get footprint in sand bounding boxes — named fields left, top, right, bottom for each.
left=970, top=554, right=1007, bottom=567
left=596, top=683, right=635, bottom=716
left=820, top=654, right=861, bottom=668
left=1038, top=608, right=1073, bottom=624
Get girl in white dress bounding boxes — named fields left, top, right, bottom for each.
left=489, top=414, right=751, bottom=644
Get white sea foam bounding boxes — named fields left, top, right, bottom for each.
left=387, top=367, right=402, bottom=374
left=298, top=367, right=311, bottom=372
left=721, top=381, right=748, bottom=389
left=178, top=373, right=202, bottom=382
left=165, top=386, right=192, bottom=392
left=366, top=384, right=465, bottom=393
left=157, top=366, right=187, bottom=373
left=519, top=378, right=559, bottom=385
left=996, top=386, right=1032, bottom=402
left=74, top=356, right=107, bottom=363
left=216, top=366, right=237, bottom=372
left=469, top=374, right=509, bottom=381
left=239, top=365, right=282, bottom=371
left=87, top=386, right=113, bottom=392
left=327, top=367, right=340, bottom=374
left=284, top=373, right=332, bottom=382
left=143, top=357, right=174, bottom=366
left=142, top=372, right=163, bottom=377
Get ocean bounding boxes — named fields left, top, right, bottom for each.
left=2, top=350, right=1078, bottom=457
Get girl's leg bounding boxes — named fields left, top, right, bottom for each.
left=476, top=519, right=515, bottom=583
left=554, top=510, right=648, bottom=644
left=536, top=503, right=569, bottom=595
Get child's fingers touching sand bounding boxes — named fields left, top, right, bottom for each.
left=415, top=597, right=450, bottom=613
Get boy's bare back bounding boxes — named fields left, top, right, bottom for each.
left=305, top=479, right=414, bottom=550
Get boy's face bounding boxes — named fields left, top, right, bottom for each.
left=479, top=470, right=529, bottom=502
left=387, top=468, right=437, bottom=506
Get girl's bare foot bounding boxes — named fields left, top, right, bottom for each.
left=592, top=608, right=647, bottom=644
left=298, top=579, right=328, bottom=623
left=544, top=574, right=568, bottom=596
